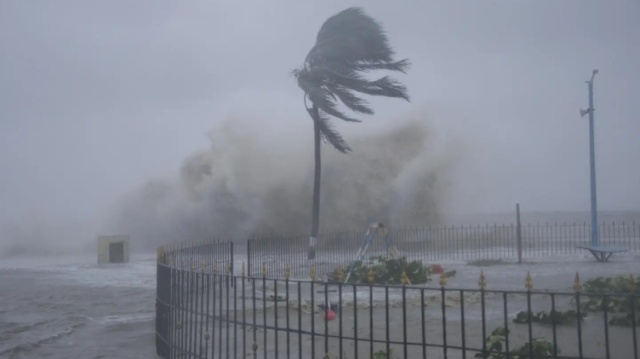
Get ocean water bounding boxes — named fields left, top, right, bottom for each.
left=0, top=254, right=158, bottom=359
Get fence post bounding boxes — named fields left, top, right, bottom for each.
left=230, top=241, right=234, bottom=273
left=247, top=239, right=252, bottom=281
left=230, top=241, right=234, bottom=288
left=516, top=203, right=522, bottom=264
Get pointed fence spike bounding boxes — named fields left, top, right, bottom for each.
left=525, top=271, right=533, bottom=290
left=335, top=266, right=344, bottom=283
left=439, top=273, right=447, bottom=287
left=284, top=264, right=291, bottom=279
left=479, top=270, right=487, bottom=289
left=401, top=270, right=409, bottom=285
left=310, top=264, right=316, bottom=281
left=367, top=268, right=376, bottom=284
left=573, top=272, right=582, bottom=292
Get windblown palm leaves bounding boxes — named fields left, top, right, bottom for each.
left=295, top=7, right=410, bottom=260
left=295, top=7, right=410, bottom=153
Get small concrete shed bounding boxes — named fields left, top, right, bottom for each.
left=97, top=235, right=130, bottom=264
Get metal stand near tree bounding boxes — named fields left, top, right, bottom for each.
left=294, top=7, right=411, bottom=259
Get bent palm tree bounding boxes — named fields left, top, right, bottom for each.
left=294, top=7, right=410, bottom=259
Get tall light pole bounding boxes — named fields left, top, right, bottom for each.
left=580, top=69, right=599, bottom=247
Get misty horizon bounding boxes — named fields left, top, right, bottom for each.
left=1, top=1, right=639, bottom=257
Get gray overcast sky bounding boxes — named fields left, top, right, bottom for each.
left=1, top=1, right=639, bottom=230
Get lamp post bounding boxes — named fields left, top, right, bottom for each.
left=580, top=69, right=599, bottom=247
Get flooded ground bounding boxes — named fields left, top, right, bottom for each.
left=1, top=249, right=638, bottom=358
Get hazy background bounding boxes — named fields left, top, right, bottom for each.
left=1, top=1, right=639, bottom=256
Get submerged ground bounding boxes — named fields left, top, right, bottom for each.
left=1, top=250, right=638, bottom=358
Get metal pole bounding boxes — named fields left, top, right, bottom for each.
left=586, top=70, right=599, bottom=247
left=516, top=203, right=522, bottom=263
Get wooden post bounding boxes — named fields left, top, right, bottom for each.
left=516, top=203, right=523, bottom=264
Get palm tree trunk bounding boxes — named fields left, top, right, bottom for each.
left=309, top=105, right=321, bottom=260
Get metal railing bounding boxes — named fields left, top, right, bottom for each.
left=156, top=239, right=640, bottom=359
left=247, top=222, right=640, bottom=278
left=155, top=240, right=234, bottom=358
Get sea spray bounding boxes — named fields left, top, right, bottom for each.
left=107, top=112, right=464, bottom=249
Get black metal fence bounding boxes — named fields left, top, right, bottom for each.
left=248, top=222, right=640, bottom=278
left=156, top=240, right=234, bottom=358
left=161, top=240, right=234, bottom=273
left=155, top=247, right=640, bottom=358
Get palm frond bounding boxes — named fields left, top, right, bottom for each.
left=352, top=76, right=410, bottom=100
left=308, top=108, right=351, bottom=153
left=323, top=83, right=373, bottom=114
left=297, top=71, right=361, bottom=122
left=307, top=7, right=394, bottom=66
left=353, top=59, right=411, bottom=74
left=295, top=6, right=410, bottom=154
left=318, top=66, right=410, bottom=101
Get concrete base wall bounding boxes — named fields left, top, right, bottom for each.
left=97, top=235, right=130, bottom=264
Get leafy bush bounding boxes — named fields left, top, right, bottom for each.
left=510, top=339, right=555, bottom=358
left=609, top=312, right=640, bottom=327
left=579, top=274, right=640, bottom=326
left=373, top=348, right=395, bottom=359
left=329, top=256, right=431, bottom=285
left=513, top=310, right=585, bottom=325
left=583, top=275, right=640, bottom=295
left=475, top=327, right=556, bottom=359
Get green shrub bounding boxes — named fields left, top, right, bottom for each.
left=583, top=275, right=640, bottom=295
left=329, top=256, right=431, bottom=285
left=579, top=274, right=640, bottom=326
left=513, top=309, right=585, bottom=325
left=475, top=327, right=556, bottom=359
left=373, top=348, right=395, bottom=359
